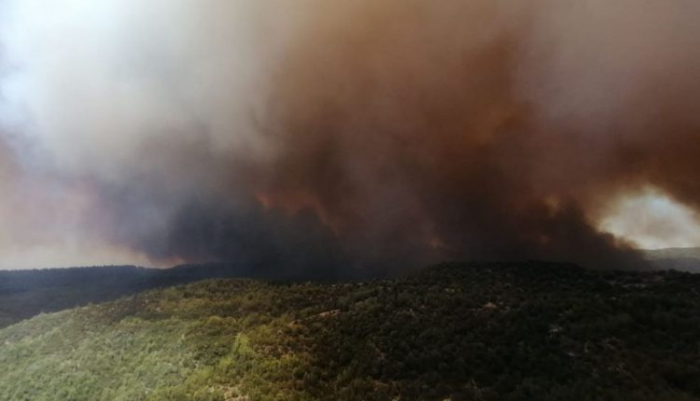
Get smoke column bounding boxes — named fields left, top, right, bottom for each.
left=1, top=0, right=699, bottom=275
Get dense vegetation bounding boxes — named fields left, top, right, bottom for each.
left=1, top=262, right=700, bottom=400
left=2, top=249, right=697, bottom=330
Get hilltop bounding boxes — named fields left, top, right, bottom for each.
left=1, top=262, right=699, bottom=400
left=2, top=247, right=698, bottom=330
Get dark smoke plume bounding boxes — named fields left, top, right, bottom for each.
left=1, top=0, right=699, bottom=274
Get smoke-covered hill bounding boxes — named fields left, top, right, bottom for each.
left=1, top=253, right=697, bottom=330
left=644, top=247, right=700, bottom=273
left=1, top=262, right=699, bottom=401
left=644, top=247, right=700, bottom=260
left=0, top=263, right=269, bottom=329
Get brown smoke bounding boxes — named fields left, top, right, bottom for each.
left=251, top=1, right=639, bottom=272
left=1, top=0, right=700, bottom=274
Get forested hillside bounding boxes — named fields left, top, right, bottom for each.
left=1, top=262, right=700, bottom=400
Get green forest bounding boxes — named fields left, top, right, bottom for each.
left=1, top=262, right=700, bottom=400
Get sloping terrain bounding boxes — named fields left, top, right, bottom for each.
left=0, top=263, right=264, bottom=329
left=1, top=262, right=699, bottom=400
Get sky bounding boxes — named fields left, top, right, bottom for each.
left=0, top=0, right=699, bottom=272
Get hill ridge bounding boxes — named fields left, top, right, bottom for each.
left=1, top=262, right=699, bottom=400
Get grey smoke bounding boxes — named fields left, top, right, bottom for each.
left=0, top=0, right=699, bottom=274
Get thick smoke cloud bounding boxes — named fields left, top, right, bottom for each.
left=0, top=0, right=699, bottom=274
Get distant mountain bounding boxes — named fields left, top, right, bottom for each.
left=1, top=262, right=699, bottom=400
left=643, top=247, right=700, bottom=272
left=643, top=247, right=700, bottom=260
left=0, top=263, right=261, bottom=329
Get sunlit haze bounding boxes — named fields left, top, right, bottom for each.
left=601, top=190, right=700, bottom=250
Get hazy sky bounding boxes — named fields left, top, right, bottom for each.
left=1, top=0, right=699, bottom=271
